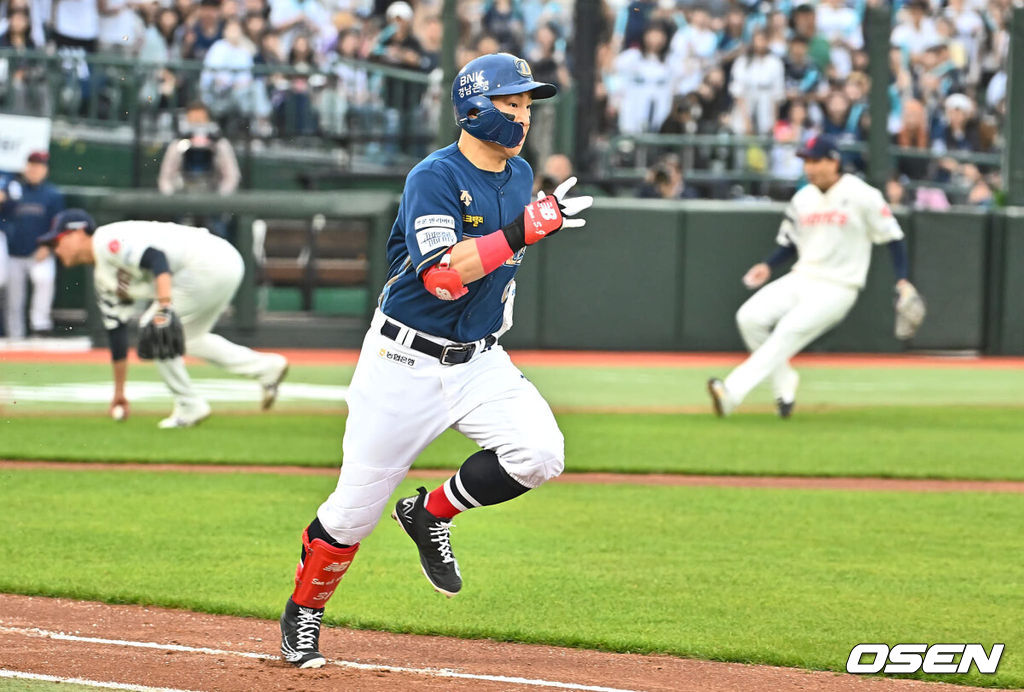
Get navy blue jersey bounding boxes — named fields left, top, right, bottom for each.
left=0, top=178, right=65, bottom=257
left=379, top=142, right=532, bottom=342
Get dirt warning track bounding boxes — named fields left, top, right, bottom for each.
left=0, top=594, right=987, bottom=692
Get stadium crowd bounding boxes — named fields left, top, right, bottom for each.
left=0, top=0, right=1011, bottom=202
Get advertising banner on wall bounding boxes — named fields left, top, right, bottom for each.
left=0, top=115, right=51, bottom=173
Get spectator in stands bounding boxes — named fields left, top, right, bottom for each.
left=611, top=20, right=673, bottom=134
left=243, top=12, right=267, bottom=46
left=891, top=0, right=940, bottom=69
left=268, top=0, right=328, bottom=55
left=1, top=151, right=65, bottom=339
left=790, top=3, right=830, bottom=72
left=483, top=0, right=525, bottom=56
left=728, top=28, right=784, bottom=135
left=201, top=17, right=263, bottom=122
left=418, top=14, right=442, bottom=73
left=931, top=92, right=981, bottom=182
left=637, top=156, right=697, bottom=200
left=816, top=0, right=862, bottom=79
left=275, top=33, right=319, bottom=136
left=183, top=0, right=224, bottom=61
left=98, top=0, right=144, bottom=54
left=534, top=152, right=573, bottom=195
left=154, top=7, right=184, bottom=58
left=372, top=1, right=421, bottom=70
left=694, top=65, right=732, bottom=133
left=669, top=4, right=717, bottom=97
left=895, top=97, right=931, bottom=179
left=885, top=173, right=910, bottom=207
left=764, top=11, right=789, bottom=58
left=945, top=0, right=985, bottom=78
left=52, top=0, right=101, bottom=51
left=0, top=7, right=49, bottom=114
left=617, top=0, right=657, bottom=52
left=918, top=42, right=962, bottom=108
left=715, top=6, right=748, bottom=72
left=784, top=36, right=822, bottom=101
left=525, top=21, right=569, bottom=164
left=158, top=101, right=241, bottom=197
left=157, top=102, right=240, bottom=237
left=529, top=22, right=569, bottom=92
left=966, top=169, right=996, bottom=208
left=771, top=99, right=812, bottom=179
left=659, top=93, right=697, bottom=136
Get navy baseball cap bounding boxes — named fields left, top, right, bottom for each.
left=38, top=208, right=96, bottom=247
left=797, top=134, right=841, bottom=161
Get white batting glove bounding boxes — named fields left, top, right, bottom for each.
left=537, top=176, right=593, bottom=229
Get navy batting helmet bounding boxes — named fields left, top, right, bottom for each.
left=38, top=208, right=97, bottom=246
left=452, top=53, right=557, bottom=148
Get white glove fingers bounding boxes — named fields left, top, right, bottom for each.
left=560, top=196, right=593, bottom=217
left=561, top=218, right=586, bottom=229
left=552, top=176, right=578, bottom=201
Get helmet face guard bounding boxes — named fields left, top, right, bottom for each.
left=452, top=53, right=557, bottom=148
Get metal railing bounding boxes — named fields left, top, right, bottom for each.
left=603, top=133, right=1003, bottom=202
left=0, top=48, right=440, bottom=164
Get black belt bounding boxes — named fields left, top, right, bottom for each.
left=380, top=320, right=496, bottom=365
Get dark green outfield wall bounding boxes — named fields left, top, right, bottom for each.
left=506, top=200, right=1002, bottom=353
left=53, top=190, right=1022, bottom=353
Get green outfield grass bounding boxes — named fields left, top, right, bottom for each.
left=0, top=468, right=1020, bottom=688
left=3, top=407, right=1023, bottom=480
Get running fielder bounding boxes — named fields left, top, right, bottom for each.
left=278, top=52, right=593, bottom=668
left=707, top=134, right=924, bottom=417
left=39, top=210, right=289, bottom=427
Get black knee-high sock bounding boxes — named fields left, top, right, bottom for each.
left=424, top=450, right=529, bottom=519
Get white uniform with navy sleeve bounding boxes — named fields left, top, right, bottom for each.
left=315, top=143, right=564, bottom=546
left=91, top=221, right=287, bottom=416
left=723, top=174, right=904, bottom=407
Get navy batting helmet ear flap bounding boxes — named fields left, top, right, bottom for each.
left=452, top=53, right=557, bottom=148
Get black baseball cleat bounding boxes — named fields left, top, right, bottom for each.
left=392, top=487, right=462, bottom=597
left=776, top=398, right=795, bottom=419
left=280, top=598, right=327, bottom=668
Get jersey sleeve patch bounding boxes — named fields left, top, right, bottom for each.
left=415, top=228, right=458, bottom=256
left=414, top=214, right=456, bottom=231
left=107, top=239, right=121, bottom=254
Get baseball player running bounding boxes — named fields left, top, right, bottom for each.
left=708, top=134, right=920, bottom=417
left=278, top=52, right=593, bottom=668
left=39, top=210, right=289, bottom=427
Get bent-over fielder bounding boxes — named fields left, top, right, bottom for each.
left=39, top=209, right=289, bottom=427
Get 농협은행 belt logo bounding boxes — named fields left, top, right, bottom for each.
left=379, top=348, right=416, bottom=368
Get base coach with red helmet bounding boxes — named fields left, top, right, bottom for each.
left=279, top=52, right=593, bottom=668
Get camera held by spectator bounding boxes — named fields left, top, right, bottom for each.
left=158, top=101, right=241, bottom=196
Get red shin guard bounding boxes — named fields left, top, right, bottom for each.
left=291, top=530, right=359, bottom=608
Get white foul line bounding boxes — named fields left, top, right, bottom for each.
left=0, top=626, right=641, bottom=692
left=0, top=668, right=200, bottom=692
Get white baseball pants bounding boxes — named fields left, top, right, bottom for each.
left=724, top=272, right=858, bottom=407
left=141, top=238, right=284, bottom=412
left=4, top=255, right=55, bottom=338
left=317, top=309, right=565, bottom=546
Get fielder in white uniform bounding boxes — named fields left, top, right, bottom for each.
left=40, top=210, right=289, bottom=428
left=708, top=135, right=918, bottom=418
